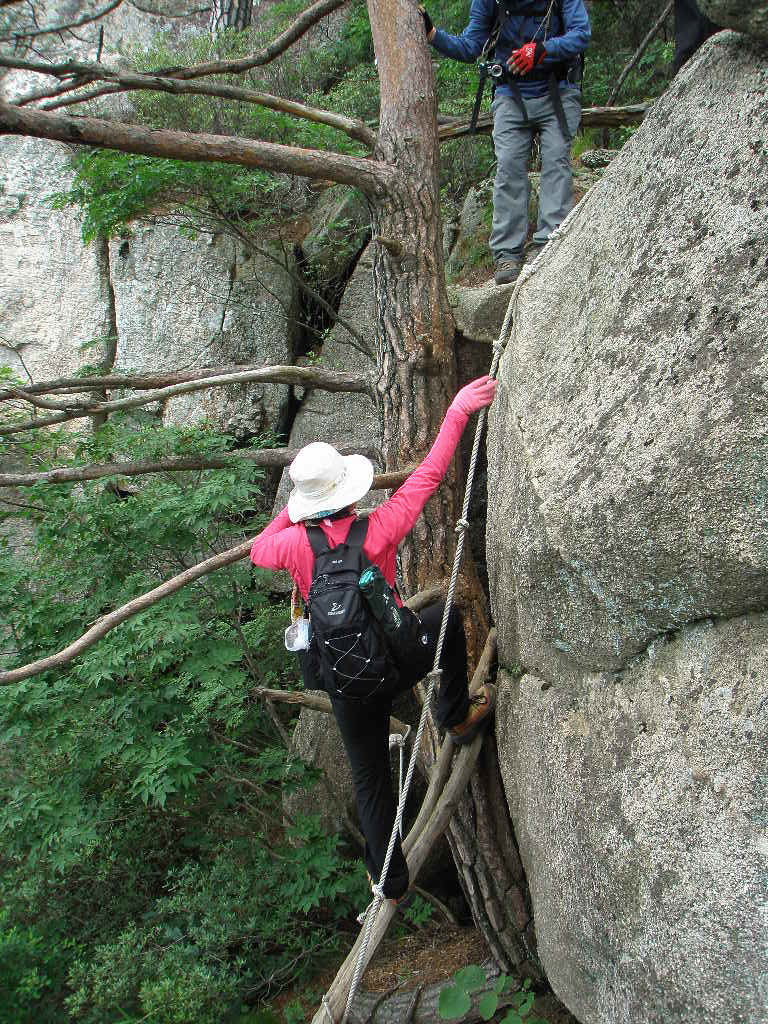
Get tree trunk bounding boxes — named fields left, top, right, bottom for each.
left=349, top=973, right=574, bottom=1024
left=365, top=0, right=540, bottom=989
left=447, top=737, right=542, bottom=979
left=366, top=1, right=487, bottom=648
left=210, top=0, right=254, bottom=33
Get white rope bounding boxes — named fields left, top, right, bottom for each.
left=332, top=215, right=578, bottom=1024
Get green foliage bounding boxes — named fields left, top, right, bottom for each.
left=400, top=893, right=435, bottom=929
left=0, top=418, right=367, bottom=1023
left=438, top=968, right=547, bottom=1024
left=64, top=825, right=365, bottom=1024
left=50, top=151, right=271, bottom=243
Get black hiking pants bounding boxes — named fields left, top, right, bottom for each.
left=327, top=600, right=470, bottom=900
left=674, top=0, right=719, bottom=73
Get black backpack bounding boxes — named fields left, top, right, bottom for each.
left=305, top=518, right=398, bottom=701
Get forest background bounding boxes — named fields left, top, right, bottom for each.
left=0, top=2, right=677, bottom=1022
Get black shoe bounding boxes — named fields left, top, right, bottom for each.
left=494, top=258, right=522, bottom=286
left=524, top=240, right=546, bottom=261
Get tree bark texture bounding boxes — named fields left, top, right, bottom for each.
left=366, top=1, right=486, bottom=637
left=348, top=971, right=573, bottom=1024
left=210, top=0, right=254, bottom=33
left=447, top=735, right=543, bottom=980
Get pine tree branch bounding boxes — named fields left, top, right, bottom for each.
left=0, top=365, right=374, bottom=435
left=438, top=102, right=651, bottom=140
left=0, top=363, right=330, bottom=399
left=0, top=454, right=421, bottom=490
left=47, top=73, right=375, bottom=147
left=0, top=57, right=374, bottom=147
left=0, top=100, right=397, bottom=197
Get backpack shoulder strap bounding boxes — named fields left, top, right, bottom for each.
left=305, top=524, right=330, bottom=559
left=345, top=517, right=369, bottom=549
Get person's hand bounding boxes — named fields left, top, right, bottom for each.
left=419, top=4, right=435, bottom=41
left=508, top=40, right=546, bottom=75
left=451, top=375, right=497, bottom=416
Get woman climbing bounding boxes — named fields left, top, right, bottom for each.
left=249, top=375, right=498, bottom=903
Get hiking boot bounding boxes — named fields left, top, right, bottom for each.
left=524, top=239, right=546, bottom=261
left=494, top=258, right=522, bottom=286
left=448, top=684, right=497, bottom=746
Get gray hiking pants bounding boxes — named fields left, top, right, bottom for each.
left=490, top=88, right=582, bottom=261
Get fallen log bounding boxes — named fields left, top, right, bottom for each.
left=438, top=101, right=650, bottom=141
left=346, top=965, right=571, bottom=1024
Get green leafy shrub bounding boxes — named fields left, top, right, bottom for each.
left=0, top=418, right=367, bottom=1022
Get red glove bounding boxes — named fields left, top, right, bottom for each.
left=508, top=41, right=546, bottom=75
left=451, top=375, right=497, bottom=416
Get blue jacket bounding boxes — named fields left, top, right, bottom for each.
left=431, top=0, right=591, bottom=98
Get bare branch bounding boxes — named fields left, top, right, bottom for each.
left=607, top=1, right=673, bottom=105
left=0, top=456, right=416, bottom=490
left=256, top=687, right=409, bottom=739
left=17, top=75, right=92, bottom=107
left=0, top=550, right=432, bottom=688
left=0, top=539, right=253, bottom=686
left=0, top=100, right=397, bottom=197
left=0, top=362, right=320, bottom=400
left=0, top=365, right=374, bottom=435
left=0, top=58, right=374, bottom=147
left=155, top=0, right=351, bottom=79
left=0, top=0, right=125, bottom=44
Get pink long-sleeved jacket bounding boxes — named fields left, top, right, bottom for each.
left=249, top=405, right=469, bottom=599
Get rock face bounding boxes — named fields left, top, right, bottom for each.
left=272, top=245, right=382, bottom=515
left=496, top=612, right=766, bottom=1024
left=0, top=138, right=113, bottom=383
left=698, top=1, right=768, bottom=40
left=109, top=225, right=297, bottom=436
left=487, top=32, right=767, bottom=1024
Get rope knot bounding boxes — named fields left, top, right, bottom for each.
left=455, top=517, right=470, bottom=533
left=371, top=882, right=386, bottom=900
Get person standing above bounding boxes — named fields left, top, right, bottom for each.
left=422, top=1, right=591, bottom=285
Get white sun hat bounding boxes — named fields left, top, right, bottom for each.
left=287, top=442, right=374, bottom=523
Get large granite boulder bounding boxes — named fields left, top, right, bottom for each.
left=496, top=612, right=766, bottom=1024
left=698, top=1, right=768, bottom=40
left=487, top=32, right=768, bottom=682
left=487, top=31, right=767, bottom=1024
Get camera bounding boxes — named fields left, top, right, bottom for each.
left=478, top=60, right=508, bottom=81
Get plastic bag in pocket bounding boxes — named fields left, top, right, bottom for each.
left=284, top=618, right=310, bottom=652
